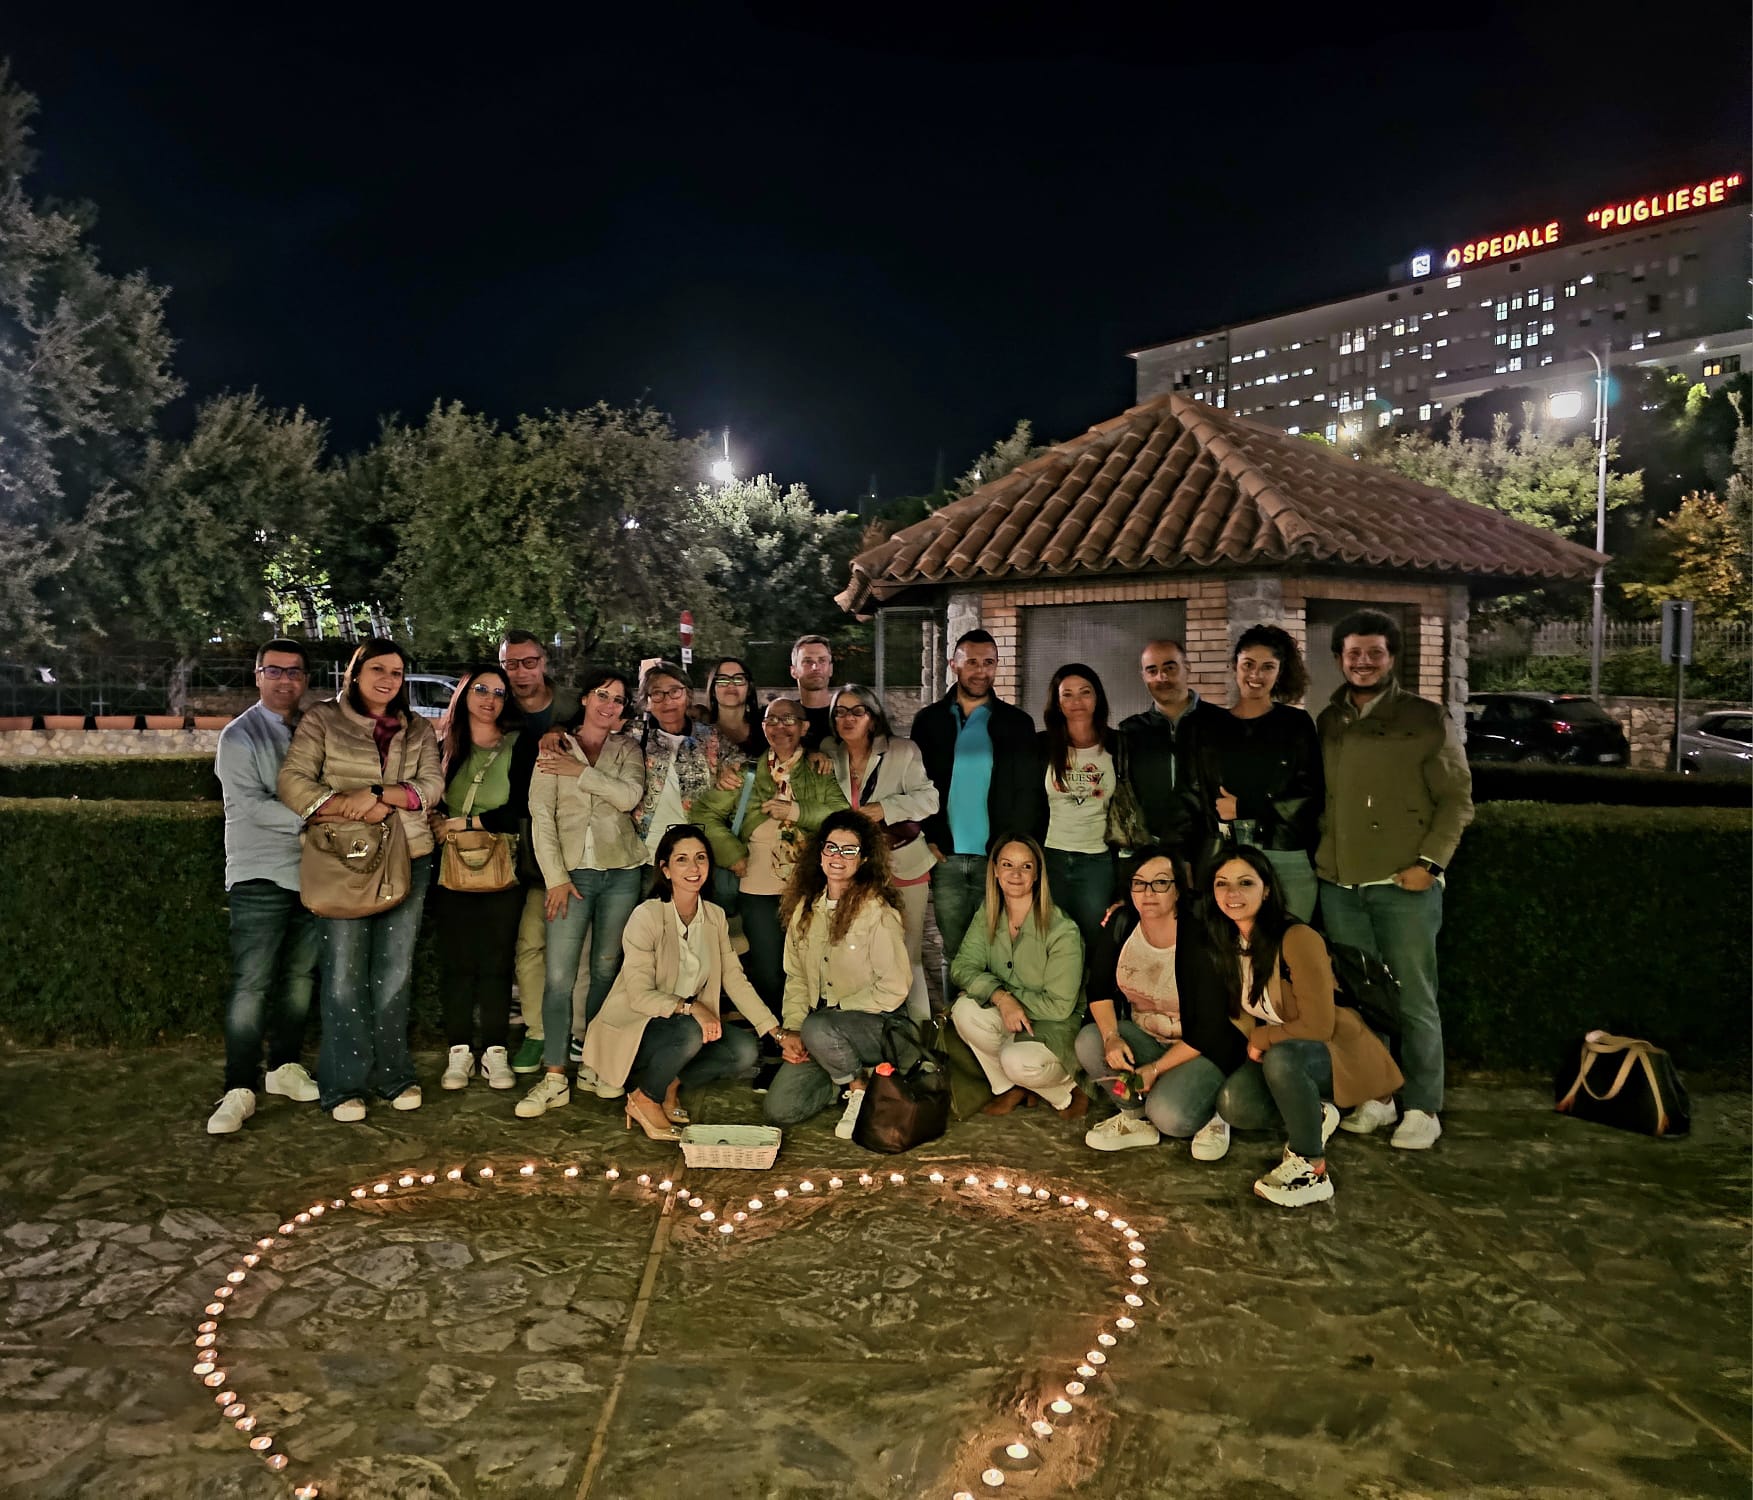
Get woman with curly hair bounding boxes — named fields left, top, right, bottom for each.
left=1179, top=624, right=1324, bottom=920
left=762, top=808, right=913, bottom=1137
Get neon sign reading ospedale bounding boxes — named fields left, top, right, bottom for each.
left=1442, top=221, right=1560, bottom=271
left=1586, top=173, right=1744, bottom=231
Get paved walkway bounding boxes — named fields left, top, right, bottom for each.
left=0, top=1045, right=1745, bottom=1499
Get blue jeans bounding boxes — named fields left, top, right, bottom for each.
left=1045, top=847, right=1116, bottom=953
left=223, top=880, right=319, bottom=1092
left=629, top=1015, right=760, bottom=1099
left=543, top=866, right=644, bottom=1070
left=316, top=854, right=431, bottom=1110
left=1264, top=849, right=1319, bottom=924
left=1073, top=1021, right=1276, bottom=1137
left=739, top=893, right=785, bottom=1012
left=930, top=854, right=987, bottom=986
left=1245, top=1038, right=1336, bottom=1159
left=1319, top=879, right=1445, bottom=1114
left=763, top=1010, right=904, bottom=1126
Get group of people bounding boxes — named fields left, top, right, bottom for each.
left=210, top=610, right=1472, bottom=1210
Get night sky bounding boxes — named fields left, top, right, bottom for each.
left=9, top=4, right=1750, bottom=504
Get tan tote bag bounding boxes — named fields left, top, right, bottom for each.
left=438, top=739, right=519, bottom=893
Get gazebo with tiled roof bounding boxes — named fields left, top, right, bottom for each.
left=840, top=392, right=1603, bottom=725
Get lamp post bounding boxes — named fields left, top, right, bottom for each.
left=1551, top=346, right=1611, bottom=698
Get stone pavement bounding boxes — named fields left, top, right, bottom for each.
left=0, top=1045, right=1746, bottom=1500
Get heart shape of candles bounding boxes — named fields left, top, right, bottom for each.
left=190, top=1160, right=1151, bottom=1496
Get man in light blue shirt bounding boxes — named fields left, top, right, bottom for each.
left=207, top=640, right=322, bottom=1134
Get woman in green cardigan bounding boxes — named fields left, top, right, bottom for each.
left=949, top=834, right=1090, bottom=1119
left=693, top=698, right=847, bottom=1011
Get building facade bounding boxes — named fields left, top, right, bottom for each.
left=1133, top=169, right=1750, bottom=443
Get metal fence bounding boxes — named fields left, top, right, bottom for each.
left=1472, top=619, right=1753, bottom=657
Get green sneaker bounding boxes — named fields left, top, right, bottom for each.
left=510, top=1037, right=545, bottom=1073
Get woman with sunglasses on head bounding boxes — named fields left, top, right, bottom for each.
left=1204, top=844, right=1401, bottom=1208
left=950, top=834, right=1089, bottom=1120
left=763, top=809, right=913, bottom=1137
left=1075, top=846, right=1271, bottom=1153
left=694, top=697, right=848, bottom=1013
left=1038, top=663, right=1120, bottom=953
left=278, top=638, right=444, bottom=1122
left=514, top=668, right=648, bottom=1118
left=823, top=685, right=939, bottom=1022
left=700, top=656, right=766, bottom=759
left=427, top=665, right=531, bottom=1093
left=580, top=824, right=786, bottom=1138
left=1179, top=625, right=1324, bottom=921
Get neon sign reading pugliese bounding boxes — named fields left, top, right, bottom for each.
left=1586, top=173, right=1744, bottom=231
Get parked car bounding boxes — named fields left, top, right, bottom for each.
left=1464, top=692, right=1630, bottom=766
left=1676, top=710, right=1753, bottom=777
left=405, top=673, right=460, bottom=720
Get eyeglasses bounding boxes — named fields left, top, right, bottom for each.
left=470, top=684, right=507, bottom=699
left=713, top=673, right=749, bottom=686
left=831, top=705, right=869, bottom=719
left=1130, top=877, right=1176, bottom=895
left=501, top=654, right=543, bottom=671
left=647, top=686, right=689, bottom=703
left=257, top=665, right=306, bottom=681
left=822, top=842, right=863, bottom=860
left=764, top=715, right=802, bottom=727
left=588, top=689, right=628, bottom=707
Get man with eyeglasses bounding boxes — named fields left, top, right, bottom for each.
left=1316, top=609, right=1473, bottom=1153
left=498, top=631, right=586, bottom=1073
left=207, top=640, right=322, bottom=1134
left=911, top=629, right=1043, bottom=994
left=789, top=635, right=835, bottom=750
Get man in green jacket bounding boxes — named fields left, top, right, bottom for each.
left=1315, top=609, right=1473, bottom=1151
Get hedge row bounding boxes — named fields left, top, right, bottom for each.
left=0, top=755, right=220, bottom=801
left=1469, top=762, right=1750, bottom=807
left=2, top=797, right=1747, bottom=1075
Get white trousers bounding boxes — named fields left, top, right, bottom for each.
left=951, top=994, right=1075, bottom=1109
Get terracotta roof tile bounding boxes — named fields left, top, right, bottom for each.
left=839, top=393, right=1605, bottom=611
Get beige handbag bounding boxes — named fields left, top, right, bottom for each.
left=301, top=815, right=412, bottom=918
left=438, top=740, right=519, bottom=893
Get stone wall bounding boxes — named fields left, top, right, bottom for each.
left=0, top=728, right=223, bottom=759
left=1601, top=696, right=1749, bottom=768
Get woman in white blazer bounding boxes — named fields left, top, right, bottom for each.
left=823, top=685, right=940, bottom=1021
left=572, top=823, right=786, bottom=1137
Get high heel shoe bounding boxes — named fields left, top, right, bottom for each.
left=624, top=1092, right=681, bottom=1142
left=662, top=1082, right=690, bottom=1125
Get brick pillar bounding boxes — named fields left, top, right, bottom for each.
left=1225, top=575, right=1285, bottom=647
left=1446, top=585, right=1471, bottom=731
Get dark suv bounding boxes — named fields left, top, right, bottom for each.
left=1464, top=692, right=1630, bottom=766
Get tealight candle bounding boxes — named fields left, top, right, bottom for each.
left=1130, top=1273, right=1150, bottom=1286
left=563, top=1166, right=578, bottom=1178
left=226, top=1271, right=246, bottom=1284
left=1097, top=1333, right=1117, bottom=1347
left=196, top=1334, right=216, bottom=1348
left=733, top=1212, right=747, bottom=1223
left=1125, top=1293, right=1144, bottom=1308
left=928, top=1171, right=944, bottom=1183
left=1073, top=1197, right=1088, bottom=1210
left=1065, top=1381, right=1086, bottom=1396
left=478, top=1167, right=494, bottom=1178
left=605, top=1168, right=619, bottom=1180
left=214, top=1391, right=236, bottom=1406
left=280, top=1221, right=297, bottom=1232
left=992, top=1177, right=1009, bottom=1189
left=828, top=1176, right=843, bottom=1188
left=1116, top=1317, right=1135, bottom=1330
left=1058, top=1194, right=1071, bottom=1205
left=295, top=1486, right=321, bottom=1499
left=1005, top=1442, right=1030, bottom=1459
left=888, top=1173, right=904, bottom=1185
left=656, top=1180, right=673, bottom=1192
left=241, top=1256, right=259, bottom=1269
left=1076, top=1364, right=1097, bottom=1379
left=399, top=1175, right=415, bottom=1187
left=858, top=1174, right=874, bottom=1187
left=1031, top=1420, right=1053, bottom=1438
left=197, top=1321, right=217, bottom=1333
left=636, top=1174, right=652, bottom=1186
left=372, top=1183, right=389, bottom=1194
left=518, top=1164, right=535, bottom=1177
left=222, top=1402, right=245, bottom=1419
left=1128, top=1257, right=1147, bottom=1269
left=700, top=1210, right=715, bottom=1223
left=420, top=1175, right=435, bottom=1185
left=716, top=1223, right=734, bottom=1235
left=965, top=1174, right=981, bottom=1186
left=203, top=1371, right=226, bottom=1388
left=266, top=1454, right=288, bottom=1471
left=798, top=1180, right=814, bottom=1192
left=1050, top=1399, right=1073, bottom=1414
left=235, top=1415, right=256, bottom=1432
left=748, top=1198, right=763, bottom=1210
left=248, top=1434, right=272, bottom=1452
left=447, top=1169, right=463, bottom=1181
left=982, top=1470, right=1005, bottom=1488
left=255, top=1238, right=274, bottom=1250
left=688, top=1197, right=703, bottom=1209
left=1034, top=1189, right=1049, bottom=1200
left=1111, top=1218, right=1129, bottom=1231
left=1094, top=1209, right=1109, bottom=1221
left=774, top=1187, right=789, bottom=1199
left=193, top=1361, right=215, bottom=1376
left=1085, top=1350, right=1107, bottom=1365
left=350, top=1188, right=367, bottom=1199
left=213, top=1287, right=233, bottom=1299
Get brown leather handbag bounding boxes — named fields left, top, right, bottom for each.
left=300, top=815, right=412, bottom=918
left=438, top=740, right=519, bottom=893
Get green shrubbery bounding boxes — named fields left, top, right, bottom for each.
left=1471, top=762, right=1750, bottom=807
left=2, top=797, right=1746, bottom=1076
left=1472, top=646, right=1750, bottom=699
left=0, top=755, right=220, bottom=801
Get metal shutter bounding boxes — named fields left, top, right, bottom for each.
left=1020, top=601, right=1187, bottom=723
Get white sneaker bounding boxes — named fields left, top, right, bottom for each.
left=578, top=1063, right=624, bottom=1100
left=480, top=1046, right=516, bottom=1090
left=1085, top=1112, right=1161, bottom=1153
left=331, top=1099, right=366, bottom=1122
left=1253, top=1149, right=1334, bottom=1208
left=391, top=1085, right=422, bottom=1112
left=1340, top=1098, right=1398, bottom=1136
left=515, top=1072, right=572, bottom=1118
left=1391, top=1109, right=1442, bottom=1150
left=834, top=1087, right=868, bottom=1140
left=206, top=1088, right=256, bottom=1135
left=1189, top=1114, right=1231, bottom=1162
left=441, top=1046, right=475, bottom=1091
left=1321, top=1102, right=1340, bottom=1148
left=264, top=1063, right=319, bottom=1102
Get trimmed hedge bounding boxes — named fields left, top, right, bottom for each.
left=1470, top=762, right=1751, bottom=807
left=0, top=755, right=220, bottom=801
left=2, top=798, right=1748, bottom=1077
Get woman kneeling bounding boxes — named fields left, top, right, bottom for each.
left=950, top=836, right=1089, bottom=1120
left=1207, top=845, right=1402, bottom=1208
left=569, top=826, right=785, bottom=1137
left=763, top=810, right=913, bottom=1139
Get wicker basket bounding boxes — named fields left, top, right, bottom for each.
left=678, top=1124, right=782, bottom=1170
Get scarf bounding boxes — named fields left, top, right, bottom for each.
left=766, top=747, right=805, bottom=882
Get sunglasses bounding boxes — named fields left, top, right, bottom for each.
left=831, top=705, right=869, bottom=719
left=765, top=715, right=803, bottom=728
left=821, top=841, right=863, bottom=860
left=713, top=673, right=749, bottom=686
left=588, top=688, right=628, bottom=707
left=470, top=684, right=507, bottom=699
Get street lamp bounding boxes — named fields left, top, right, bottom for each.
left=1548, top=346, right=1611, bottom=699
left=710, top=426, right=735, bottom=485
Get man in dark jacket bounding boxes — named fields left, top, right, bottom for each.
left=1117, top=638, right=1208, bottom=868
left=911, top=630, right=1042, bottom=988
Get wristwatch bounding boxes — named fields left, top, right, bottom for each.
left=369, top=783, right=383, bottom=798
left=1418, top=858, right=1444, bottom=876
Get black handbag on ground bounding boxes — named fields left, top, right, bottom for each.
left=852, top=1024, right=951, bottom=1154
left=1554, top=1031, right=1691, bottom=1137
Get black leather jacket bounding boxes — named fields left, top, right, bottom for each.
left=1176, top=703, right=1325, bottom=859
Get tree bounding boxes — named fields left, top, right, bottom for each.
left=952, top=419, right=1048, bottom=498
left=0, top=63, right=181, bottom=645
left=118, top=392, right=331, bottom=706
left=693, top=475, right=863, bottom=648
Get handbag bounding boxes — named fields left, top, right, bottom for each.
left=439, top=740, right=518, bottom=893
left=299, top=722, right=414, bottom=919
left=1554, top=1031, right=1690, bottom=1137
left=1104, top=735, right=1151, bottom=852
left=851, top=1022, right=951, bottom=1154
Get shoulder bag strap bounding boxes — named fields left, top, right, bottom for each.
left=458, top=741, right=507, bottom=819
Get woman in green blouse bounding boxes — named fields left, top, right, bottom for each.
left=949, top=834, right=1089, bottom=1119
